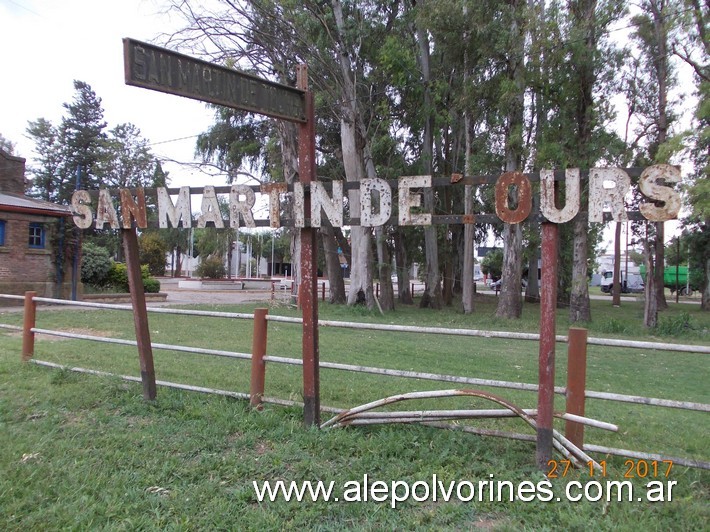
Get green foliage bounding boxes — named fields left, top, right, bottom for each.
left=142, top=277, right=161, bottom=293
left=654, top=311, right=698, bottom=337
left=80, top=242, right=113, bottom=286
left=480, top=249, right=503, bottom=279
left=105, top=262, right=158, bottom=293
left=139, top=232, right=168, bottom=276
left=598, top=317, right=628, bottom=334
left=195, top=256, right=226, bottom=279
left=26, top=80, right=156, bottom=204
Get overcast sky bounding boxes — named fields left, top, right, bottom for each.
left=0, top=0, right=219, bottom=188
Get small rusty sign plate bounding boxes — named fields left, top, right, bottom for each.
left=123, top=38, right=306, bottom=123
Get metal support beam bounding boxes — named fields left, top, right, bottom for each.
left=297, top=64, right=320, bottom=427
left=122, top=227, right=157, bottom=401
left=565, top=327, right=588, bottom=448
left=537, top=222, right=558, bottom=469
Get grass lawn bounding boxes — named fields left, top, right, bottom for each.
left=1, top=294, right=708, bottom=529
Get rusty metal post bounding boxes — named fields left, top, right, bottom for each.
left=297, top=64, right=320, bottom=427
left=122, top=227, right=157, bottom=401
left=21, top=291, right=37, bottom=361
left=537, top=222, right=558, bottom=470
left=250, top=308, right=268, bottom=409
left=565, top=327, right=588, bottom=449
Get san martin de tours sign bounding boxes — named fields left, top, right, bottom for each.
left=107, top=39, right=680, bottom=233
left=70, top=165, right=681, bottom=231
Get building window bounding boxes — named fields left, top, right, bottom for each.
left=0, top=220, right=5, bottom=246
left=28, top=222, right=45, bottom=249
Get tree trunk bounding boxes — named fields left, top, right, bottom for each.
left=644, top=238, right=658, bottom=327
left=569, top=211, right=592, bottom=322
left=333, top=0, right=374, bottom=308
left=495, top=0, right=525, bottom=319
left=375, top=226, right=395, bottom=311
left=414, top=8, right=442, bottom=310
left=655, top=221, right=667, bottom=309
left=394, top=229, right=413, bottom=304
left=567, top=0, right=596, bottom=324
left=277, top=119, right=300, bottom=295
left=525, top=247, right=540, bottom=303
left=462, top=186, right=475, bottom=313
left=496, top=223, right=524, bottom=318
left=320, top=225, right=346, bottom=304
left=612, top=221, right=622, bottom=306
left=174, top=245, right=182, bottom=277
left=651, top=0, right=669, bottom=311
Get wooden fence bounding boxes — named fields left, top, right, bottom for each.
left=1, top=291, right=708, bottom=470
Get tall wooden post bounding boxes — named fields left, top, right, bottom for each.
left=537, top=222, right=558, bottom=469
left=565, top=327, right=588, bottom=448
left=122, top=227, right=157, bottom=401
left=22, top=291, right=37, bottom=361
left=297, top=64, right=320, bottom=427
left=250, top=308, right=268, bottom=409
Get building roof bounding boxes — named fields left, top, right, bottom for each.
left=0, top=192, right=72, bottom=217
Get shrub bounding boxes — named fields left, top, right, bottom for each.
left=139, top=233, right=168, bottom=276
left=195, top=256, right=226, bottom=279
left=106, top=263, right=159, bottom=293
left=106, top=263, right=129, bottom=292
left=81, top=243, right=113, bottom=286
left=655, top=312, right=696, bottom=337
left=143, top=278, right=161, bottom=293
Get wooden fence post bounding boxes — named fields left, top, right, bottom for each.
left=22, top=291, right=37, bottom=362
left=565, top=327, right=588, bottom=449
left=250, top=308, right=269, bottom=409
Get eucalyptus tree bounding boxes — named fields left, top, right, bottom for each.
left=675, top=2, right=709, bottom=310
left=165, top=0, right=408, bottom=309
left=531, top=1, right=626, bottom=322
left=629, top=0, right=685, bottom=314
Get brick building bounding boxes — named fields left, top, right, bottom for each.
left=0, top=149, right=76, bottom=299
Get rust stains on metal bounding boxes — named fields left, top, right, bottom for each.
left=495, top=171, right=532, bottom=224
left=638, top=164, right=682, bottom=221
left=360, top=178, right=392, bottom=227
left=450, top=173, right=463, bottom=183
left=589, top=168, right=630, bottom=222
left=398, top=175, right=432, bottom=226
left=322, top=388, right=601, bottom=471
left=540, top=169, right=580, bottom=223
left=261, top=183, right=287, bottom=228
left=462, top=214, right=475, bottom=224
left=537, top=222, right=559, bottom=470
left=119, top=187, right=147, bottom=229
left=96, top=189, right=120, bottom=229
left=197, top=185, right=225, bottom=228
left=230, top=184, right=257, bottom=228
